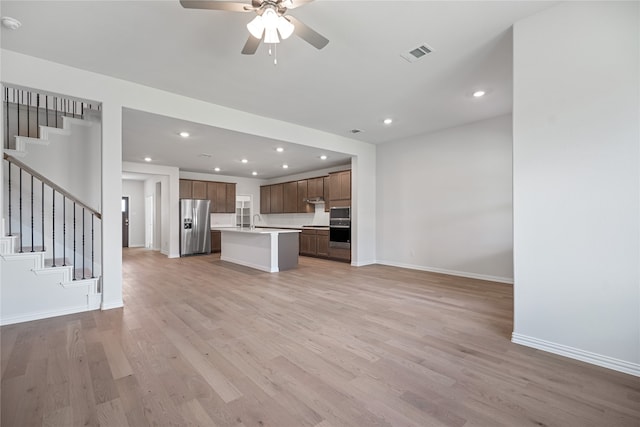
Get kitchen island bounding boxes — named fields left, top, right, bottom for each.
left=215, top=227, right=301, bottom=273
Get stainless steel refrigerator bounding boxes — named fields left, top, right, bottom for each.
left=180, top=199, right=211, bottom=256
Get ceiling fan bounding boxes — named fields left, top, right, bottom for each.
left=180, top=0, right=329, bottom=55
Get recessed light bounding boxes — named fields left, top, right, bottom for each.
left=276, top=147, right=284, bottom=152
left=383, top=118, right=393, bottom=125
left=144, top=157, right=152, bottom=162
left=252, top=171, right=258, bottom=176
left=1, top=17, right=21, bottom=30
left=179, top=131, right=190, bottom=138
left=473, top=90, right=486, bottom=98
left=241, top=159, right=248, bottom=164
left=282, top=164, right=289, bottom=169
left=214, top=167, right=220, bottom=172
left=320, top=155, right=327, bottom=160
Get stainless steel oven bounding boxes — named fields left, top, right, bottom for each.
left=330, top=207, right=351, bottom=249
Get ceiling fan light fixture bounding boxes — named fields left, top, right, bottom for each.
left=264, top=27, right=280, bottom=44
left=247, top=15, right=265, bottom=39
left=277, top=16, right=294, bottom=40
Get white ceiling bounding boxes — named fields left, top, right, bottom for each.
left=1, top=0, right=556, bottom=178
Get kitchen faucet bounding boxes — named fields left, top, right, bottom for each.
left=252, top=213, right=262, bottom=229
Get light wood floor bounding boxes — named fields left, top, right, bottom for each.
left=2, top=248, right=639, bottom=426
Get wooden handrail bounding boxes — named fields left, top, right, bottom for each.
left=4, top=152, right=102, bottom=220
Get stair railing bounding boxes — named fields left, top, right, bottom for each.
left=3, top=86, right=101, bottom=149
left=4, top=153, right=102, bottom=281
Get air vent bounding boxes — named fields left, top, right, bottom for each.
left=350, top=129, right=363, bottom=134
left=401, top=43, right=434, bottom=63
left=198, top=153, right=212, bottom=158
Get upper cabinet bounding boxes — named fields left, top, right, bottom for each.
left=297, top=180, right=312, bottom=213
left=283, top=181, right=298, bottom=213
left=260, top=185, right=271, bottom=214
left=307, top=177, right=324, bottom=199
left=180, top=179, right=235, bottom=213
left=329, top=170, right=351, bottom=201
left=270, top=183, right=284, bottom=214
left=323, top=176, right=330, bottom=212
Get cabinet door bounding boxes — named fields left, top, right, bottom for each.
left=283, top=181, right=298, bottom=213
left=330, top=170, right=351, bottom=201
left=270, top=184, right=284, bottom=213
left=297, top=180, right=312, bottom=213
left=316, top=231, right=329, bottom=257
left=192, top=180, right=208, bottom=199
left=225, top=183, right=236, bottom=213
left=299, top=230, right=317, bottom=256
left=214, top=183, right=226, bottom=213
left=211, top=231, right=221, bottom=253
left=307, top=177, right=323, bottom=199
left=260, top=186, right=271, bottom=214
left=323, top=176, right=330, bottom=212
left=206, top=182, right=217, bottom=213
left=179, top=180, right=193, bottom=199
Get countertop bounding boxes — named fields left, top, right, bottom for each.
left=212, top=227, right=301, bottom=234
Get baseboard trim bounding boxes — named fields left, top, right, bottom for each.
left=351, top=259, right=376, bottom=267
left=376, top=260, right=514, bottom=284
left=512, top=333, right=640, bottom=377
left=101, top=300, right=124, bottom=310
left=0, top=303, right=99, bottom=326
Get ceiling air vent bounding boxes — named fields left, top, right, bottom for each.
left=350, top=129, right=363, bottom=134
left=401, top=43, right=434, bottom=63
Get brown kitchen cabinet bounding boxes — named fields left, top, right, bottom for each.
left=329, top=170, right=351, bottom=201
left=270, top=183, right=284, bottom=213
left=192, top=180, right=208, bottom=199
left=307, top=177, right=323, bottom=199
left=179, top=179, right=193, bottom=199
left=317, top=230, right=329, bottom=257
left=211, top=230, right=221, bottom=253
left=297, top=180, right=313, bottom=213
left=260, top=185, right=271, bottom=214
left=299, top=229, right=317, bottom=256
left=323, top=176, right=330, bottom=212
left=283, top=181, right=298, bottom=213
left=328, top=246, right=351, bottom=263
left=225, top=183, right=236, bottom=213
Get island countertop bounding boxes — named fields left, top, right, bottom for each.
left=212, top=227, right=300, bottom=234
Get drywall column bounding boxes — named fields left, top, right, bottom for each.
left=512, top=1, right=639, bottom=375
left=100, top=102, right=123, bottom=309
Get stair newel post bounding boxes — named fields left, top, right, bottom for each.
left=19, top=168, right=23, bottom=253
left=51, top=188, right=55, bottom=267
left=41, top=181, right=45, bottom=252
left=30, top=174, right=34, bottom=252
left=7, top=161, right=12, bottom=236
left=73, top=202, right=76, bottom=280
left=91, top=213, right=95, bottom=278
left=82, top=207, right=86, bottom=279
left=62, top=196, right=66, bottom=266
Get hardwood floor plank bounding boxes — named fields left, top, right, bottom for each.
left=1, top=248, right=638, bottom=427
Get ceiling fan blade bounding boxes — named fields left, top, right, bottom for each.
left=281, top=0, right=315, bottom=10
left=286, top=15, right=329, bottom=50
left=241, top=35, right=261, bottom=55
left=180, top=0, right=253, bottom=13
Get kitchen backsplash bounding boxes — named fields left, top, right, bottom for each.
left=259, top=204, right=329, bottom=228
left=210, top=213, right=235, bottom=227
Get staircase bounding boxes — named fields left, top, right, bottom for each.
left=1, top=86, right=103, bottom=326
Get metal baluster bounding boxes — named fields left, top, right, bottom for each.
left=82, top=208, right=86, bottom=279
left=45, top=94, right=49, bottom=127
left=91, top=213, right=95, bottom=278
left=62, top=196, right=66, bottom=266
left=73, top=202, right=76, bottom=280
left=54, top=96, right=58, bottom=128
left=27, top=92, right=30, bottom=137
left=36, top=94, right=40, bottom=138
left=30, top=175, right=34, bottom=252
left=41, top=181, right=45, bottom=251
left=17, top=90, right=20, bottom=138
left=51, top=188, right=56, bottom=267
left=19, top=168, right=23, bottom=253
left=7, top=161, right=12, bottom=236
left=5, top=87, right=9, bottom=148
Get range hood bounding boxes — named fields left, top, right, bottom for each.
left=305, top=197, right=325, bottom=204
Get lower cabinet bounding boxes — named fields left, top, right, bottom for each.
left=299, top=229, right=331, bottom=259
left=211, top=230, right=221, bottom=253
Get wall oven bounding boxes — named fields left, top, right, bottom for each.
left=329, top=206, right=351, bottom=249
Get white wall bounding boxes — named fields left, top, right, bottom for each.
left=377, top=115, right=513, bottom=283
left=512, top=1, right=639, bottom=376
left=122, top=180, right=145, bottom=247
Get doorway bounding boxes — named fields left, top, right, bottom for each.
left=122, top=196, right=129, bottom=247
